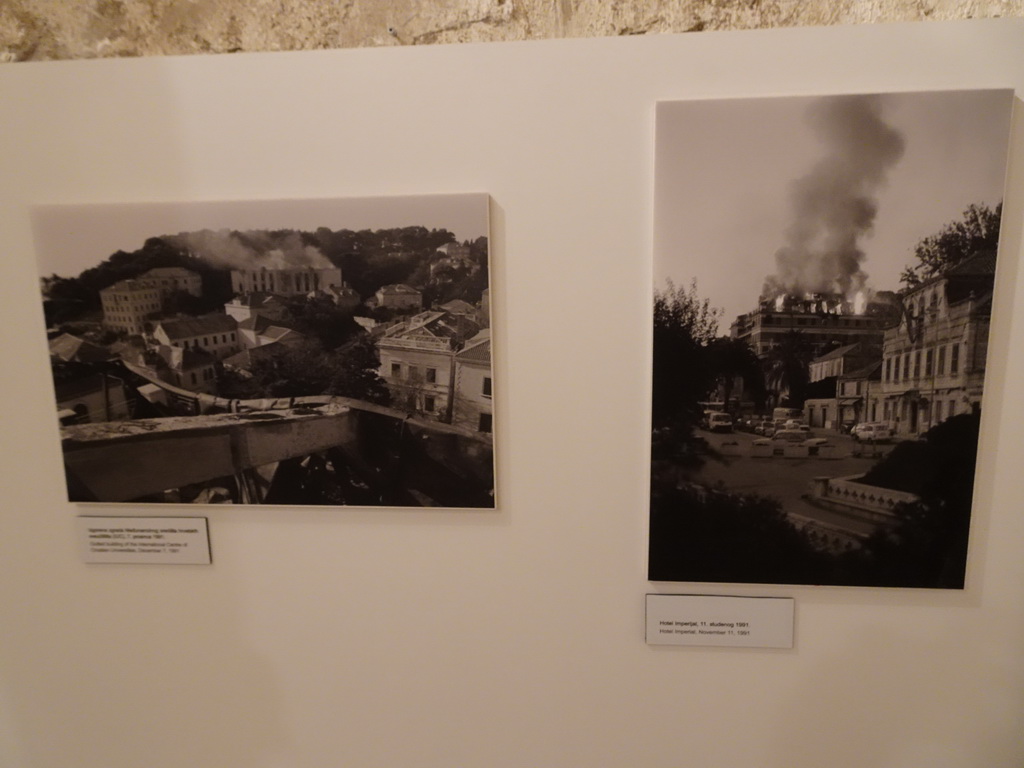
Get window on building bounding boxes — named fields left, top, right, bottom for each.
left=426, top=368, right=437, bottom=384
left=913, top=351, right=921, bottom=380
left=391, top=363, right=401, bottom=378
left=478, top=413, right=493, bottom=433
left=925, top=349, right=933, bottom=377
left=938, top=345, right=946, bottom=375
left=885, top=358, right=891, bottom=382
left=893, top=356, right=900, bottom=382
left=423, top=396, right=435, bottom=413
left=936, top=400, right=943, bottom=422
left=482, top=377, right=492, bottom=397
left=951, top=344, right=960, bottom=374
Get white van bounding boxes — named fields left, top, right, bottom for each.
left=707, top=413, right=733, bottom=433
left=851, top=422, right=891, bottom=442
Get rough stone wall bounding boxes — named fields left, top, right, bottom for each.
left=1, top=0, right=1020, bottom=63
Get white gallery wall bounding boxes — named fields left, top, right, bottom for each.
left=1, top=20, right=1023, bottom=768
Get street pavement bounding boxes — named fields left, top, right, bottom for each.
left=692, top=427, right=894, bottom=541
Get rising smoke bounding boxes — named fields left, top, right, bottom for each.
left=762, top=95, right=905, bottom=301
left=168, top=229, right=333, bottom=270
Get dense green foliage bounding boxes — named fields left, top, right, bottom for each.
left=762, top=331, right=813, bottom=410
left=217, top=336, right=390, bottom=405
left=846, top=413, right=980, bottom=588
left=649, top=482, right=830, bottom=585
left=44, top=228, right=489, bottom=326
left=651, top=279, right=721, bottom=432
left=281, top=295, right=362, bottom=350
left=45, top=238, right=229, bottom=312
left=900, top=203, right=1001, bottom=288
left=313, top=227, right=487, bottom=301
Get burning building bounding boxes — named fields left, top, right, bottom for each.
left=734, top=95, right=906, bottom=358
left=230, top=266, right=342, bottom=296
left=730, top=290, right=899, bottom=359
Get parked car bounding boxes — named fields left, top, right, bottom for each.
left=851, top=422, right=891, bottom=442
left=707, top=413, right=733, bottom=433
left=753, top=429, right=808, bottom=446
left=735, top=416, right=757, bottom=433
left=770, top=429, right=810, bottom=443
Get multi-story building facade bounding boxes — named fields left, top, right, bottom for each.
left=808, top=342, right=880, bottom=383
left=122, top=344, right=218, bottom=395
left=876, top=252, right=995, bottom=437
left=452, top=330, right=492, bottom=434
left=319, top=284, right=362, bottom=311
left=152, top=314, right=241, bottom=361
left=223, top=293, right=291, bottom=324
left=230, top=267, right=342, bottom=296
left=100, top=279, right=164, bottom=335
left=377, top=311, right=483, bottom=424
left=430, top=243, right=477, bottom=279
left=375, top=283, right=423, bottom=311
left=730, top=295, right=892, bottom=359
left=100, top=268, right=204, bottom=335
left=437, top=242, right=472, bottom=260
left=836, top=361, right=883, bottom=429
left=137, top=267, right=203, bottom=297
left=234, top=314, right=305, bottom=352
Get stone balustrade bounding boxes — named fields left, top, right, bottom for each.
left=807, top=474, right=919, bottom=522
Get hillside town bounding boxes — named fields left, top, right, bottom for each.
left=43, top=230, right=494, bottom=507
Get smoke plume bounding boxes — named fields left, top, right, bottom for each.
left=762, top=95, right=905, bottom=300
left=169, top=229, right=333, bottom=270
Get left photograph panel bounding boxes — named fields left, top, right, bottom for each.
left=34, top=193, right=495, bottom=508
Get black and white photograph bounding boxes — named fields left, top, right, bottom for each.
left=650, top=89, right=1013, bottom=588
left=36, top=193, right=495, bottom=508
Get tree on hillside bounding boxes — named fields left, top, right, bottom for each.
left=900, top=202, right=1001, bottom=288
left=44, top=236, right=227, bottom=320
left=232, top=336, right=390, bottom=404
left=706, top=336, right=764, bottom=413
left=282, top=295, right=361, bottom=350
left=762, top=331, right=813, bottom=410
left=652, top=279, right=721, bottom=432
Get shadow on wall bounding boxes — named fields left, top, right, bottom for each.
left=8, top=63, right=295, bottom=766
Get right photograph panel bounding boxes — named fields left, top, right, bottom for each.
left=650, top=89, right=1014, bottom=588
